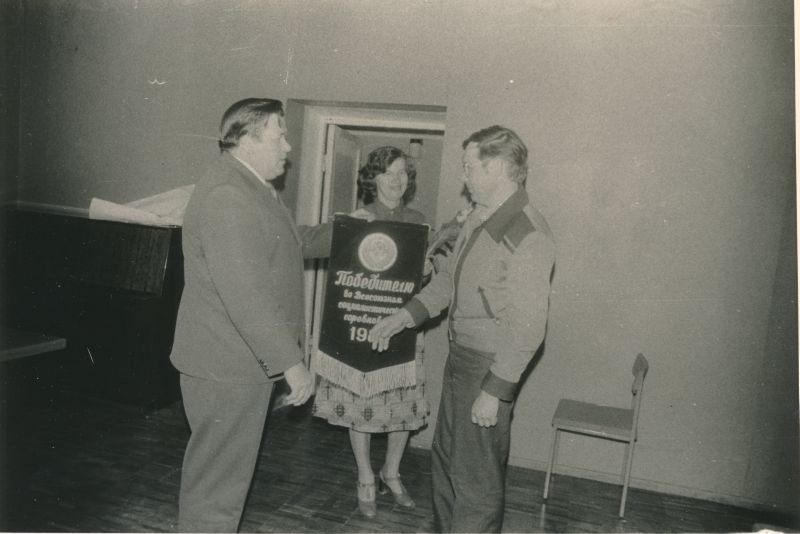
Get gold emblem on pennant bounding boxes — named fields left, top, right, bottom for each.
left=358, top=232, right=398, bottom=272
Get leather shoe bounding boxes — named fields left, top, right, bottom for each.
left=357, top=479, right=377, bottom=518
left=378, top=469, right=415, bottom=509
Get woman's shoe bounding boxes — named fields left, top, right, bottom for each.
left=356, top=479, right=377, bottom=518
left=378, top=469, right=416, bottom=509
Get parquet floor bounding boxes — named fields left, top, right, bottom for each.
left=1, top=377, right=796, bottom=533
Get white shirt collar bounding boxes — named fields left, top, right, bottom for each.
left=232, top=154, right=277, bottom=198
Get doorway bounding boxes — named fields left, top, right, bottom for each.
left=291, top=102, right=447, bottom=360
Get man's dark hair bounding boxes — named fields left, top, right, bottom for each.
left=462, top=125, right=528, bottom=183
left=218, top=98, right=284, bottom=153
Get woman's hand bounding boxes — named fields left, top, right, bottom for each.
left=423, top=258, right=434, bottom=277
left=348, top=208, right=376, bottom=222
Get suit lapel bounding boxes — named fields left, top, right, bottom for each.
left=224, top=154, right=302, bottom=246
left=274, top=193, right=302, bottom=245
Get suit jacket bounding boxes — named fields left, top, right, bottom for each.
left=171, top=152, right=331, bottom=384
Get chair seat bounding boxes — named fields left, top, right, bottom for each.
left=552, top=399, right=634, bottom=440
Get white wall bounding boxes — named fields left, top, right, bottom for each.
left=15, top=0, right=797, bottom=513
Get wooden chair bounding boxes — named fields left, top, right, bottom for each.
left=543, top=353, right=649, bottom=518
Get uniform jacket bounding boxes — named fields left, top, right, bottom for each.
left=405, top=187, right=555, bottom=401
left=171, top=152, right=331, bottom=384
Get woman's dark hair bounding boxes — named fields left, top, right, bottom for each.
left=218, top=98, right=284, bottom=153
left=357, top=146, right=417, bottom=205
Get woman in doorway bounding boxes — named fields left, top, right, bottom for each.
left=312, top=146, right=430, bottom=518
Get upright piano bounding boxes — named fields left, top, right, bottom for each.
left=1, top=207, right=183, bottom=411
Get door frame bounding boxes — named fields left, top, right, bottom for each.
left=294, top=103, right=447, bottom=358
left=295, top=104, right=447, bottom=227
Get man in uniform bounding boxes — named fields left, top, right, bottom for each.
left=369, top=125, right=555, bottom=533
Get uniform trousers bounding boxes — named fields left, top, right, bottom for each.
left=177, top=374, right=273, bottom=533
left=431, top=342, right=514, bottom=533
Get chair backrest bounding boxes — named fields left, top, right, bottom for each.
left=630, top=353, right=649, bottom=438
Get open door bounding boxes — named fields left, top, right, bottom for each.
left=325, top=126, right=360, bottom=215
left=307, top=125, right=361, bottom=356
left=295, top=102, right=447, bottom=365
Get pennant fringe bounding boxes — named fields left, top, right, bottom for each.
left=312, top=349, right=416, bottom=397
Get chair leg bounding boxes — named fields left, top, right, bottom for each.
left=619, top=439, right=637, bottom=518
left=620, top=441, right=631, bottom=485
left=543, top=429, right=560, bottom=499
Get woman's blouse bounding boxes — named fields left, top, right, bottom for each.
left=363, top=200, right=426, bottom=225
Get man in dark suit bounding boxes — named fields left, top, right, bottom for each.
left=170, top=98, right=371, bottom=532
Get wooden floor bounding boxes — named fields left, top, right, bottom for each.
left=1, top=382, right=796, bottom=533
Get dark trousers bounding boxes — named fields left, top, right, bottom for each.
left=177, top=374, right=273, bottom=533
left=431, top=342, right=513, bottom=533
